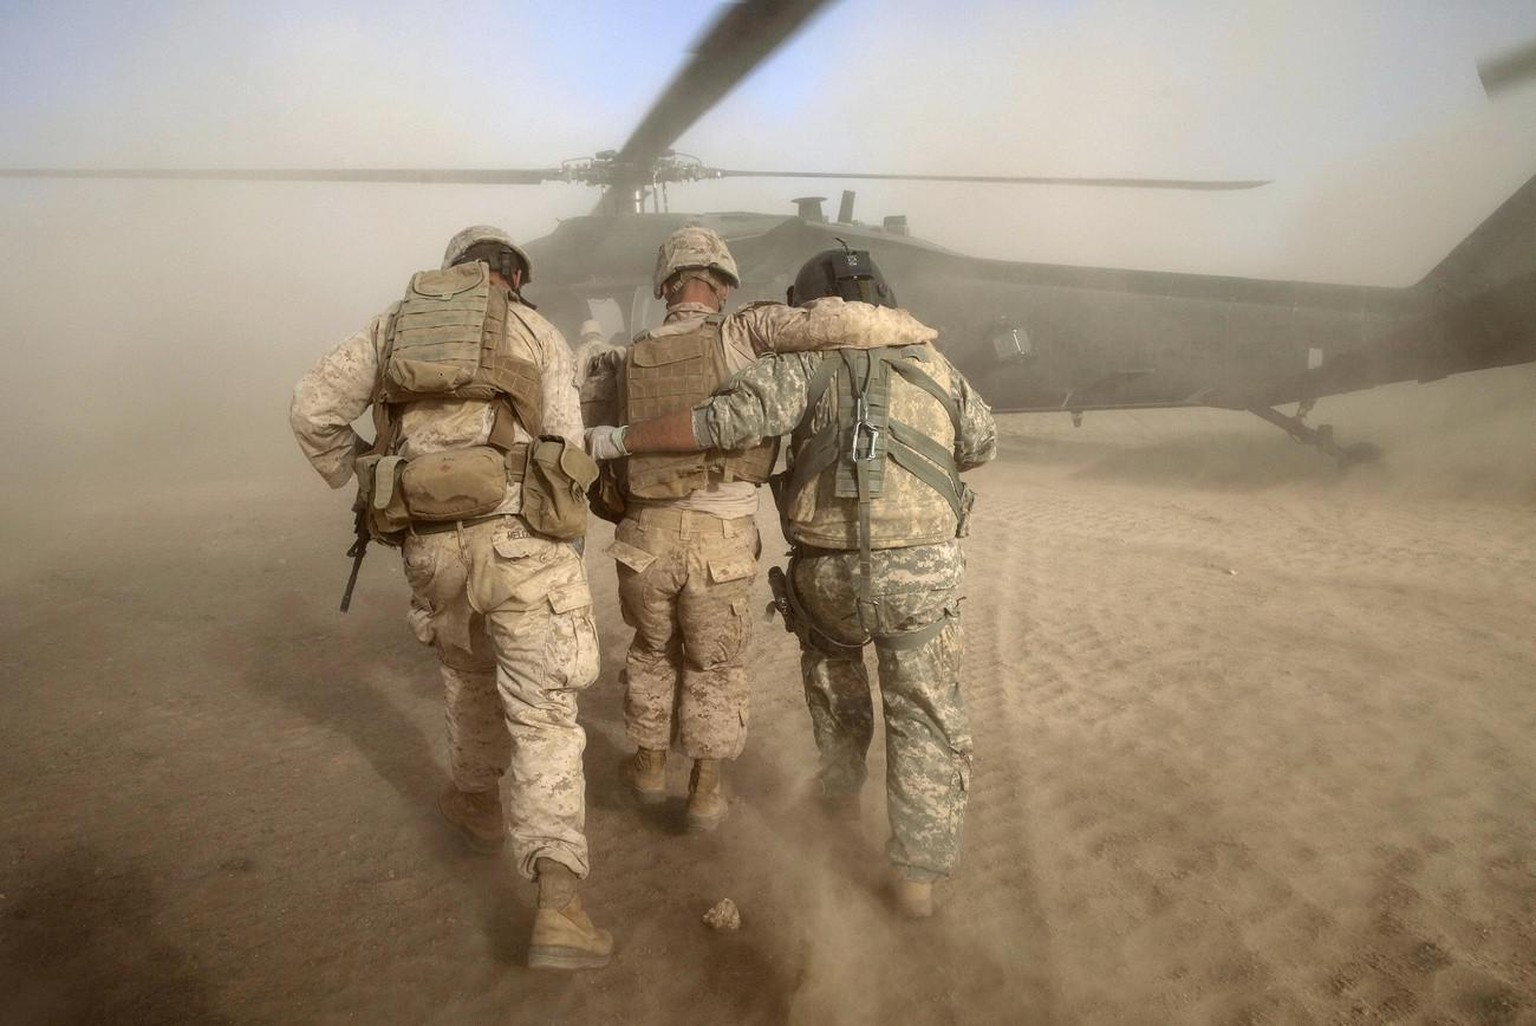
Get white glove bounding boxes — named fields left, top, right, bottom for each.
left=584, top=424, right=630, bottom=461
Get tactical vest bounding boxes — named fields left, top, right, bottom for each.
left=373, top=262, right=543, bottom=449
left=357, top=263, right=581, bottom=543
left=777, top=343, right=970, bottom=552
left=617, top=314, right=777, bottom=500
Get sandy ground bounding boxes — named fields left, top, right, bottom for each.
left=2, top=366, right=1534, bottom=1025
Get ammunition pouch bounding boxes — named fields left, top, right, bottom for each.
left=355, top=445, right=514, bottom=546
left=956, top=481, right=976, bottom=539
left=765, top=565, right=796, bottom=634
left=354, top=453, right=411, bottom=546
left=400, top=446, right=509, bottom=521
left=518, top=435, right=598, bottom=541
left=587, top=461, right=626, bottom=526
left=356, top=438, right=595, bottom=544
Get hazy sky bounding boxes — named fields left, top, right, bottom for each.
left=5, top=0, right=1536, bottom=281
left=1, top=1, right=1535, bottom=501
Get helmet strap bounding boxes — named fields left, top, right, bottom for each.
left=665, top=269, right=729, bottom=307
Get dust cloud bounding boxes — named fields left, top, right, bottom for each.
left=3, top=8, right=1536, bottom=1023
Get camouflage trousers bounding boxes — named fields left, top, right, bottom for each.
left=608, top=508, right=759, bottom=760
left=790, top=539, right=973, bottom=880
left=402, top=516, right=599, bottom=880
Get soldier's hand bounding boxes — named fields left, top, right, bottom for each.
left=584, top=425, right=630, bottom=461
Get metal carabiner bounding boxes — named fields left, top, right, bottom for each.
left=851, top=419, right=880, bottom=462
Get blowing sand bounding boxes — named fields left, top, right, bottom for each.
left=2, top=366, right=1533, bottom=1025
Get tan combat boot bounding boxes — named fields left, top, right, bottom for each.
left=528, top=859, right=614, bottom=971
left=685, top=758, right=728, bottom=832
left=622, top=747, right=668, bottom=805
left=892, top=872, right=935, bottom=919
left=436, top=784, right=505, bottom=854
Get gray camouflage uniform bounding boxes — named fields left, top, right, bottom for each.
left=290, top=292, right=597, bottom=881
left=691, top=335, right=997, bottom=880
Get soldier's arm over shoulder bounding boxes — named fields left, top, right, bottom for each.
left=950, top=362, right=998, bottom=470
left=289, top=311, right=389, bottom=489
left=730, top=297, right=937, bottom=354
left=693, top=352, right=819, bottom=450
left=578, top=347, right=624, bottom=429
left=520, top=304, right=584, bottom=445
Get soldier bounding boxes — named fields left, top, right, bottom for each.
left=585, top=248, right=997, bottom=917
left=570, top=318, right=622, bottom=392
left=583, top=226, right=780, bottom=831
left=289, top=225, right=612, bottom=969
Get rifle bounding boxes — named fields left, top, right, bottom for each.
left=339, top=502, right=369, bottom=613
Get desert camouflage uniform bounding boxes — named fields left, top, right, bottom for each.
left=606, top=301, right=763, bottom=761
left=290, top=288, right=598, bottom=881
left=571, top=319, right=623, bottom=393
left=595, top=298, right=940, bottom=761
left=691, top=325, right=997, bottom=879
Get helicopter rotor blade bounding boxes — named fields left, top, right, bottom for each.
left=1479, top=38, right=1536, bottom=96
left=710, top=169, right=1269, bottom=190
left=601, top=0, right=836, bottom=208
left=0, top=167, right=563, bottom=185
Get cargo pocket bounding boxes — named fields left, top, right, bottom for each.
left=696, top=596, right=751, bottom=671
left=544, top=578, right=599, bottom=691
left=607, top=538, right=657, bottom=575
left=466, top=529, right=547, bottom=614
left=406, top=598, right=436, bottom=645
left=706, top=553, right=756, bottom=585
left=956, top=750, right=972, bottom=795
left=401, top=539, right=439, bottom=590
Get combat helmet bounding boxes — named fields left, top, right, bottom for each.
left=653, top=225, right=740, bottom=299
left=441, top=224, right=534, bottom=283
left=788, top=246, right=897, bottom=308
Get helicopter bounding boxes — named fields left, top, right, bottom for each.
left=5, top=0, right=1534, bottom=466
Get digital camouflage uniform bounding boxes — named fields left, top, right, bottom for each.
left=690, top=316, right=997, bottom=880
left=289, top=232, right=598, bottom=881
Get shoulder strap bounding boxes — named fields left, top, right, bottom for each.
left=370, top=304, right=404, bottom=456
left=495, top=303, right=546, bottom=441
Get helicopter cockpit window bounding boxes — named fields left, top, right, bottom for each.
left=990, top=318, right=1034, bottom=362
left=630, top=287, right=668, bottom=336
left=583, top=297, right=627, bottom=346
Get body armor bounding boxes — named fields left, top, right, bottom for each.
left=618, top=314, right=776, bottom=499
left=778, top=343, right=969, bottom=551
left=375, top=262, right=543, bottom=452
left=358, top=262, right=550, bottom=540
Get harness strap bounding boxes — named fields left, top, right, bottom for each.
left=487, top=397, right=523, bottom=451
left=873, top=611, right=955, bottom=651
left=887, top=357, right=962, bottom=437
left=782, top=554, right=865, bottom=658
left=370, top=305, right=405, bottom=458
left=886, top=423, right=965, bottom=518
left=847, top=350, right=879, bottom=636
left=502, top=304, right=546, bottom=438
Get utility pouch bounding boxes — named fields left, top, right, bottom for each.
left=587, top=461, right=626, bottom=526
left=354, top=453, right=410, bottom=545
left=766, top=470, right=798, bottom=547
left=519, top=435, right=598, bottom=540
left=400, top=446, right=507, bottom=521
left=955, top=481, right=976, bottom=539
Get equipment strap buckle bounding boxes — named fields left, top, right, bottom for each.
left=372, top=455, right=405, bottom=510
left=850, top=396, right=880, bottom=461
